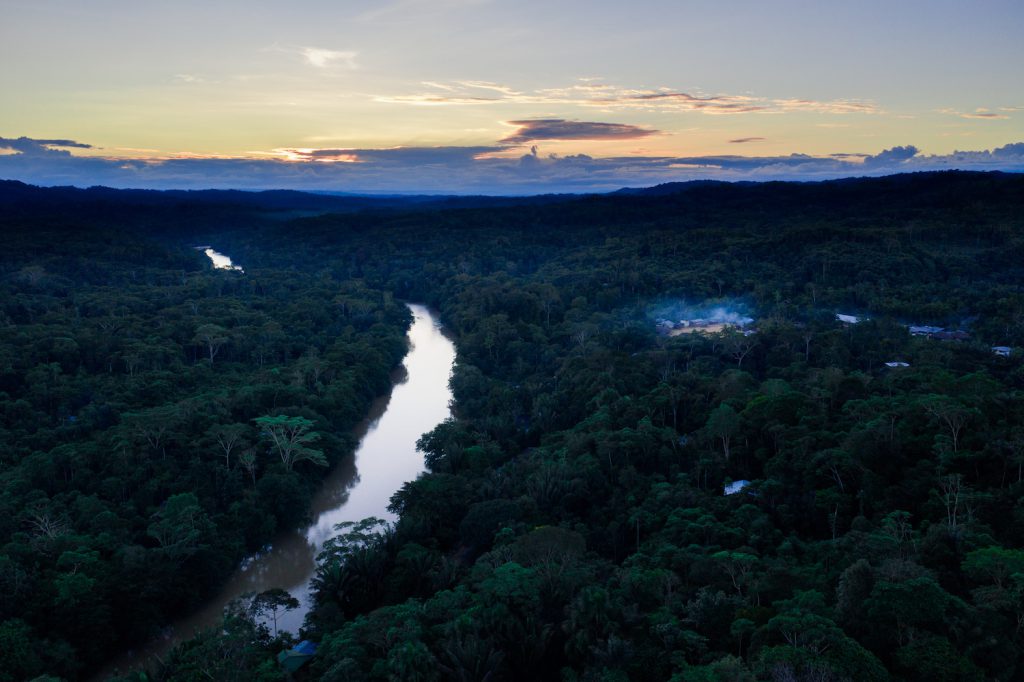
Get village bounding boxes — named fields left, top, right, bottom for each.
left=655, top=317, right=757, bottom=336
left=651, top=304, right=1014, bottom=362
left=836, top=313, right=1014, bottom=359
left=654, top=305, right=756, bottom=337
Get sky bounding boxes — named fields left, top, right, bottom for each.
left=1, top=0, right=1023, bottom=194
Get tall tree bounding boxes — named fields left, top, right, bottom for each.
left=194, top=323, right=229, bottom=364
left=253, top=415, right=327, bottom=471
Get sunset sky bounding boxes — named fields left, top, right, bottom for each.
left=2, top=0, right=1022, bottom=193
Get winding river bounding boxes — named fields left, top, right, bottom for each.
left=102, top=303, right=455, bottom=676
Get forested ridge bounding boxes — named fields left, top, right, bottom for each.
left=4, top=171, right=1024, bottom=680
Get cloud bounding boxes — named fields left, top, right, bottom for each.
left=376, top=78, right=880, bottom=116
left=422, top=81, right=458, bottom=92
left=588, top=90, right=769, bottom=114
left=863, top=145, right=918, bottom=167
left=729, top=137, right=765, bottom=144
left=457, top=81, right=522, bottom=96
left=2, top=135, right=1023, bottom=195
left=173, top=74, right=208, bottom=84
left=272, top=148, right=362, bottom=163
left=939, top=107, right=1012, bottom=120
left=993, top=142, right=1024, bottom=157
left=301, top=47, right=358, bottom=68
left=357, top=0, right=490, bottom=22
left=663, top=153, right=822, bottom=171
left=272, top=145, right=502, bottom=165
left=500, top=119, right=659, bottom=145
left=375, top=94, right=501, bottom=105
left=0, top=136, right=93, bottom=157
left=772, top=99, right=879, bottom=114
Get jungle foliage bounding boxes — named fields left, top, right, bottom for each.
left=0, top=205, right=410, bottom=679
left=4, top=171, right=1024, bottom=680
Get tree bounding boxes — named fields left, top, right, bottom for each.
left=937, top=474, right=966, bottom=539
left=836, top=559, right=874, bottom=628
left=865, top=577, right=953, bottom=646
left=723, top=331, right=758, bottom=369
left=194, top=323, right=229, bottom=364
left=155, top=602, right=281, bottom=681
left=119, top=404, right=183, bottom=459
left=208, top=423, right=250, bottom=469
left=0, top=619, right=45, bottom=682
left=313, top=518, right=391, bottom=619
left=254, top=415, right=327, bottom=471
left=238, top=447, right=259, bottom=487
left=963, top=547, right=1024, bottom=591
left=147, top=493, right=214, bottom=561
left=712, top=551, right=759, bottom=598
left=706, top=404, right=740, bottom=461
left=730, top=618, right=755, bottom=658
left=248, top=588, right=300, bottom=638
left=921, top=395, right=977, bottom=454
left=765, top=591, right=840, bottom=655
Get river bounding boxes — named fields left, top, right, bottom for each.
left=194, top=245, right=244, bottom=272
left=101, top=303, right=455, bottom=676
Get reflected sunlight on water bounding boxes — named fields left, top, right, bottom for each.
left=100, top=303, right=455, bottom=676
left=194, top=245, right=244, bottom=272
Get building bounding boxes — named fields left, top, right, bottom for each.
left=930, top=331, right=970, bottom=341
left=725, top=480, right=751, bottom=495
left=278, top=640, right=318, bottom=673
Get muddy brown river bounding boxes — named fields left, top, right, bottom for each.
left=100, top=303, right=455, bottom=677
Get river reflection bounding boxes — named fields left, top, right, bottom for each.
left=194, top=245, right=244, bottom=272
left=101, top=303, right=454, bottom=676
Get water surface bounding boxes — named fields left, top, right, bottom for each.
left=102, top=303, right=454, bottom=675
left=194, top=245, right=244, bottom=272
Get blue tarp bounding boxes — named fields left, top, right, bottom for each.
left=295, top=640, right=317, bottom=655
left=277, top=640, right=318, bottom=672
left=724, top=480, right=750, bottom=495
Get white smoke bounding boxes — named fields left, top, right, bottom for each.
left=650, top=300, right=754, bottom=327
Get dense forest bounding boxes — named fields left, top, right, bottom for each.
left=3, top=171, right=1024, bottom=681
left=0, top=194, right=411, bottom=679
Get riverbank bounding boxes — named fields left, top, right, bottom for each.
left=98, top=304, right=456, bottom=679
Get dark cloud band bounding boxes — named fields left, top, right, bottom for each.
left=1, top=137, right=1022, bottom=194
left=0, top=137, right=94, bottom=157
left=500, top=119, right=659, bottom=145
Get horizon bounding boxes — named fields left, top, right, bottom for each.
left=2, top=0, right=1023, bottom=193
left=6, top=168, right=1020, bottom=200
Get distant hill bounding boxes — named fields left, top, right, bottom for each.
left=4, top=170, right=1020, bottom=217
left=0, top=179, right=576, bottom=213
